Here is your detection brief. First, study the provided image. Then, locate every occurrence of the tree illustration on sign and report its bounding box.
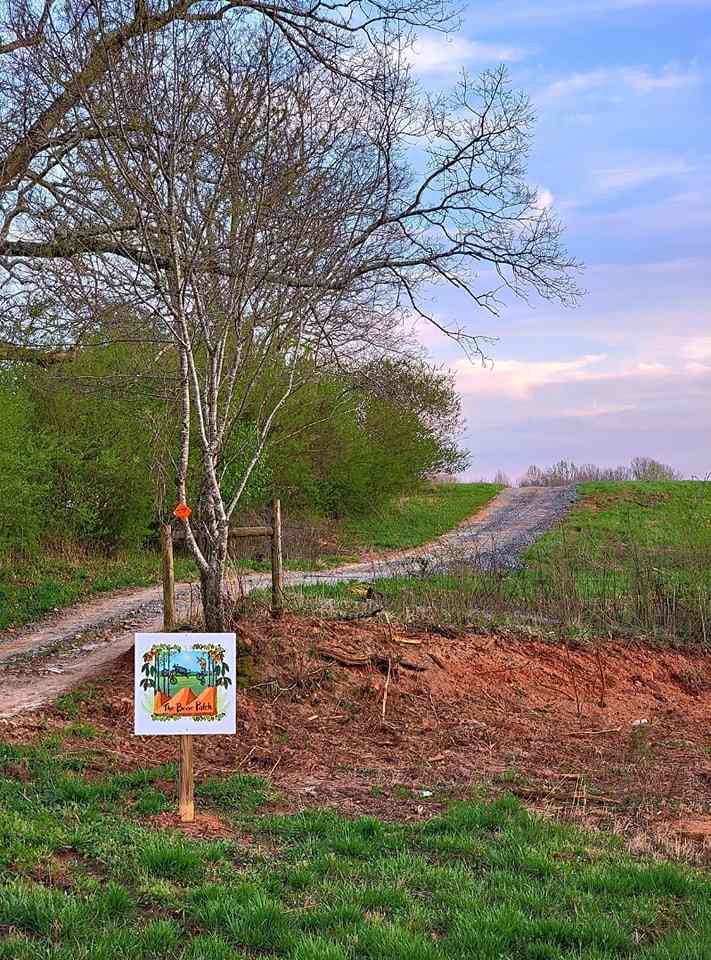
[139,641,230,720]
[192,642,232,691]
[139,642,182,700]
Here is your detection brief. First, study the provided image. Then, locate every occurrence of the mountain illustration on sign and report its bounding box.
[139,642,231,721]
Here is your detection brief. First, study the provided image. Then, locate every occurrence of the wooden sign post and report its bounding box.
[149,501,281,820]
[178,734,194,821]
[271,497,284,619]
[160,522,176,632]
[134,632,236,823]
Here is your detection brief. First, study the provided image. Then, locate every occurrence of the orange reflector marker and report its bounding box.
[174,502,192,521]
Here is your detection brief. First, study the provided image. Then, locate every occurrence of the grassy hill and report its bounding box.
[343,482,502,551]
[521,481,711,641]
[529,481,711,584]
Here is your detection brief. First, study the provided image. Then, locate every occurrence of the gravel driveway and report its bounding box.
[293,484,577,584]
[0,485,576,714]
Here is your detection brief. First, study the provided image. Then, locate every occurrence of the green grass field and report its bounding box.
[518,481,711,641]
[285,482,711,645]
[343,482,502,552]
[1,737,710,959]
[0,549,198,632]
[529,481,711,590]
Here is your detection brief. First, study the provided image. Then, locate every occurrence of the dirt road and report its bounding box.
[300,484,577,581]
[0,486,575,716]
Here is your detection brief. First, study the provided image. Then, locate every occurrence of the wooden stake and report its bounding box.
[271,497,283,619]
[160,522,176,632]
[381,656,392,723]
[178,735,194,822]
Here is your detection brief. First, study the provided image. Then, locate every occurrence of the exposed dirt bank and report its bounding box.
[2,612,709,862]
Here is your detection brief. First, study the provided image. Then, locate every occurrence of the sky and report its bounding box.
[408,0,711,482]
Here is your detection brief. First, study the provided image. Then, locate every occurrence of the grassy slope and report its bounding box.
[287,482,711,644]
[517,481,711,641]
[528,481,711,589]
[343,482,502,552]
[0,550,197,632]
[1,737,710,959]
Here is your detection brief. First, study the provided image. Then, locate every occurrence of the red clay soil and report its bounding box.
[3,613,711,860]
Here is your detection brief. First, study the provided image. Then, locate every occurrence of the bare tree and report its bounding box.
[630,457,681,482]
[0,0,453,365]
[519,458,682,486]
[17,18,580,628]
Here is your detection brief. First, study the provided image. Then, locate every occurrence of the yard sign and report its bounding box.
[134,632,236,736]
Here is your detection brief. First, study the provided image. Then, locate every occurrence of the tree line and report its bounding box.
[510,458,682,487]
[0,344,466,556]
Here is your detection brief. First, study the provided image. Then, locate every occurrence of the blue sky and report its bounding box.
[173,651,202,672]
[409,0,711,481]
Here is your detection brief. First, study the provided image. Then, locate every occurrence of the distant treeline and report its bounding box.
[493,457,683,488]
[0,345,467,556]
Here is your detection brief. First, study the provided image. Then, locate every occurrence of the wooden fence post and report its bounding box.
[178,734,194,822]
[271,497,283,619]
[160,522,176,632]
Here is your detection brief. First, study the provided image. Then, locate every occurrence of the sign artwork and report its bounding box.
[134,632,236,735]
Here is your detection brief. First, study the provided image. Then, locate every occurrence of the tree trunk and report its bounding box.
[200,563,227,632]
[160,522,176,631]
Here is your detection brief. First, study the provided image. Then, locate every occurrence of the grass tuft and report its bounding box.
[197,772,269,813]
[139,835,212,882]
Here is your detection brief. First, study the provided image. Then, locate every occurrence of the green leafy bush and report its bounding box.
[0,382,48,553]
